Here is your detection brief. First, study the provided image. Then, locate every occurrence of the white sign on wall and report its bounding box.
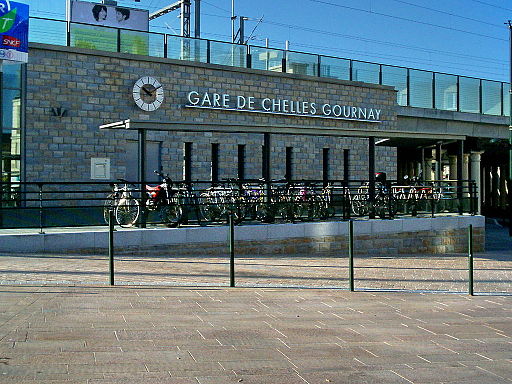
[91,157,110,180]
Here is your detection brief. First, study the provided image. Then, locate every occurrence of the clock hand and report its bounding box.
[141,86,152,96]
[150,85,163,96]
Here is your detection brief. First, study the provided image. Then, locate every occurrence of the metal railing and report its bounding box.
[0,179,477,231]
[28,16,510,117]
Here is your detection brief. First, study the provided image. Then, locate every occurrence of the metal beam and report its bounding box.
[149,1,182,20]
[181,0,191,37]
[194,0,201,38]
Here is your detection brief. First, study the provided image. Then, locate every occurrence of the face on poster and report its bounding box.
[70,1,149,31]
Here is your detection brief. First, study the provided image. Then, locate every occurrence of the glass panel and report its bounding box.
[481,80,501,115]
[167,35,207,63]
[409,69,433,108]
[2,129,20,158]
[435,73,457,111]
[2,89,21,129]
[352,61,379,84]
[29,18,67,46]
[504,84,510,117]
[120,30,164,57]
[381,65,407,106]
[250,46,284,72]
[70,23,117,52]
[319,56,349,80]
[210,41,246,68]
[2,64,21,88]
[459,77,480,113]
[287,51,318,76]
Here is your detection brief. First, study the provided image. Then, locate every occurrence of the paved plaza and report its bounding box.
[0,221,510,383]
[1,286,512,383]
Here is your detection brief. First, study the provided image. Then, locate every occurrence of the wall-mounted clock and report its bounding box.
[132,76,164,112]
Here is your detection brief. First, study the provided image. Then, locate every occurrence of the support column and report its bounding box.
[463,153,470,197]
[500,166,508,209]
[368,137,375,219]
[138,129,146,228]
[449,155,457,181]
[262,133,271,181]
[262,133,271,204]
[435,143,442,180]
[457,140,464,214]
[343,149,350,182]
[424,158,434,181]
[470,152,483,214]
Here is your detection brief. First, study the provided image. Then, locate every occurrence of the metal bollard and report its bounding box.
[38,183,45,234]
[348,219,354,292]
[229,213,235,287]
[109,209,115,286]
[468,224,474,296]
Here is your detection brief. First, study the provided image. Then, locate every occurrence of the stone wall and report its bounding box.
[25,44,398,183]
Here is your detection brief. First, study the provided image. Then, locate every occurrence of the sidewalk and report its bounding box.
[1,286,511,383]
[0,222,510,383]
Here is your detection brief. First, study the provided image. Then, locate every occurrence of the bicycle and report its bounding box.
[103,171,183,228]
[103,179,139,228]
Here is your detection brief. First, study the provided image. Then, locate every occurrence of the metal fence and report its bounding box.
[29,16,510,117]
[0,178,477,231]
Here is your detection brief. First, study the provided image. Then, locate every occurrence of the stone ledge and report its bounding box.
[0,216,484,254]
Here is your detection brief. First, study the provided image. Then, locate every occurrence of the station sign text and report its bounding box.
[185,91,382,123]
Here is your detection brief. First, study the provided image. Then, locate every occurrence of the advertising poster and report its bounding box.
[69,1,149,55]
[0,1,29,63]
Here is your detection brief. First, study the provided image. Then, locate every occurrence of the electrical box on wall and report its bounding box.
[91,158,110,180]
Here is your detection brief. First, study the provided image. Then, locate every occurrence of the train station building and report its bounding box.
[1,12,510,218]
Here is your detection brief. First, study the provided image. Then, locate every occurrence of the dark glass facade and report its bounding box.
[1,63,23,206]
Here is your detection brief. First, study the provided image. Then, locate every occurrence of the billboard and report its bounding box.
[70,1,149,32]
[0,1,29,63]
[69,1,149,55]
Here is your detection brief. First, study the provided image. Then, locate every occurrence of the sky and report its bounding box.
[22,0,511,82]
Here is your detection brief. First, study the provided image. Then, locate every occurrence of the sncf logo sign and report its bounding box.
[2,35,19,47]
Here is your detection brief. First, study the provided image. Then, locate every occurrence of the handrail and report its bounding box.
[27,16,509,118]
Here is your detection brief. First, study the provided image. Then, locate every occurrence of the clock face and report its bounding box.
[132,76,164,112]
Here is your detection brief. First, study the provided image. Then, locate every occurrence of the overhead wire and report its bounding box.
[387,0,502,28]
[306,0,507,42]
[463,0,512,12]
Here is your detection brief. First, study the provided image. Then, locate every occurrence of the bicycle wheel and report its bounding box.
[351,195,367,216]
[103,193,116,224]
[115,198,140,228]
[160,200,183,227]
[199,193,221,223]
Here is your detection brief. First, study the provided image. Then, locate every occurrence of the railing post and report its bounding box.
[388,181,394,219]
[164,34,168,58]
[468,224,474,296]
[66,20,71,47]
[342,182,347,220]
[38,183,44,234]
[348,219,354,292]
[229,212,235,287]
[109,209,115,286]
[469,181,475,215]
[431,183,435,218]
[117,28,121,53]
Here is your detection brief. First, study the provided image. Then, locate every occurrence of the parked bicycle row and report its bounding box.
[104,171,477,228]
[0,174,476,229]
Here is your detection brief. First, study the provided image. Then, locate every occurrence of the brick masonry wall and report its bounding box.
[25,44,398,183]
